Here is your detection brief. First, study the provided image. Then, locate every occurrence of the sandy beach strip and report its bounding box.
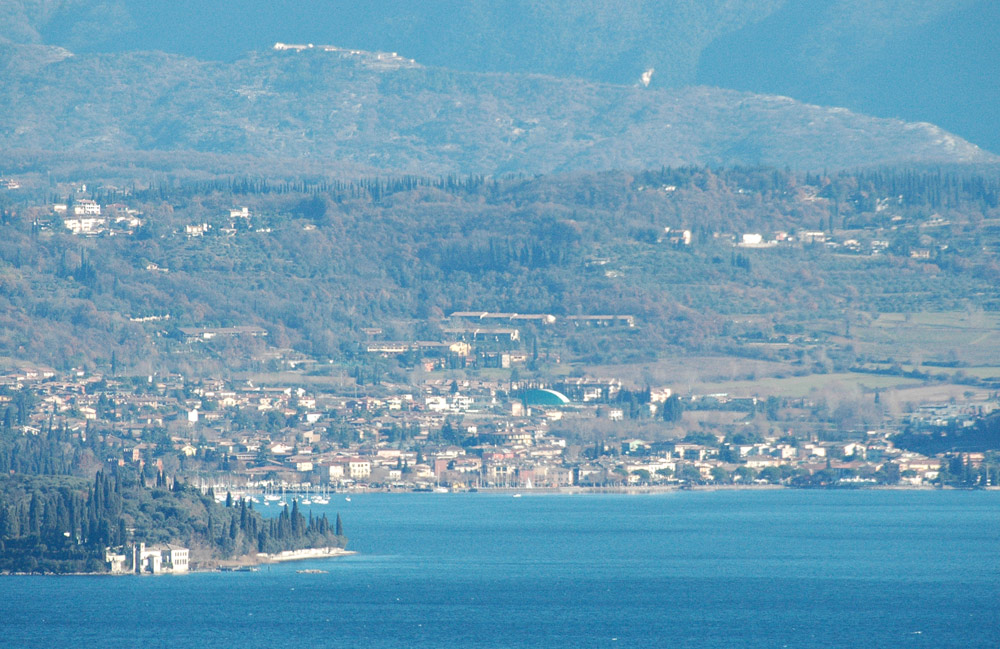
[258,547,356,563]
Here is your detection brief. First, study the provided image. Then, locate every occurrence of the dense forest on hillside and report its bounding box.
[893,413,1000,456]
[0,165,998,375]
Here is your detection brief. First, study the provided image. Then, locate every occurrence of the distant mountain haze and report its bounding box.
[0,43,992,178]
[0,0,996,172]
[696,0,1000,155]
[12,1,784,86]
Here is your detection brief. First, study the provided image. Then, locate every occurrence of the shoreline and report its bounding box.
[292,483,993,496]
[209,546,355,571]
[258,547,356,563]
[1,546,357,577]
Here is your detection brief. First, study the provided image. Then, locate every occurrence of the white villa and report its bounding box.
[106,542,189,574]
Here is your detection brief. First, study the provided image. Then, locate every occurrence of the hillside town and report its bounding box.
[2,178,998,494]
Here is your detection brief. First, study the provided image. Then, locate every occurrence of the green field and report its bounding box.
[852,312,1000,366]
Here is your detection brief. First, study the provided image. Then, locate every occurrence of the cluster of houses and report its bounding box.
[185,206,266,238]
[2,360,992,494]
[728,214,948,259]
[733,230,895,254]
[50,200,143,236]
[37,198,263,240]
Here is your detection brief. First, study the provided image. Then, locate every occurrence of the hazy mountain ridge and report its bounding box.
[0,44,993,178]
[0,0,784,85]
[0,0,133,47]
[697,0,999,154]
[1,0,995,154]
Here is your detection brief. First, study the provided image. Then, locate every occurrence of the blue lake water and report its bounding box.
[2,490,999,648]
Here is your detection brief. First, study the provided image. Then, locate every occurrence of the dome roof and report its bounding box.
[523,388,570,406]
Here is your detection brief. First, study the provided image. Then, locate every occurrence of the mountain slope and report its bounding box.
[0,45,993,178]
[2,0,995,154]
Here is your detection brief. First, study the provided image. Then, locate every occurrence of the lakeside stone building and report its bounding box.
[106,543,189,574]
